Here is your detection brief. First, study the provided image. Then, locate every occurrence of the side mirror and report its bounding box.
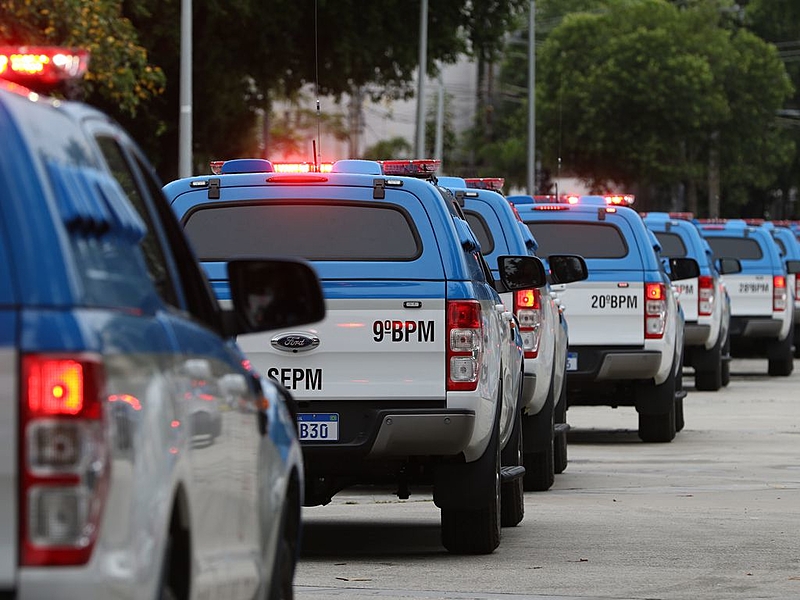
[716,257,742,275]
[668,257,700,281]
[497,255,547,290]
[786,259,800,275]
[226,258,325,336]
[548,254,588,284]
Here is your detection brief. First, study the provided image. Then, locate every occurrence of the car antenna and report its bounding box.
[313,0,322,172]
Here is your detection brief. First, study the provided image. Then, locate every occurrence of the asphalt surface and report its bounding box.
[295,358,800,600]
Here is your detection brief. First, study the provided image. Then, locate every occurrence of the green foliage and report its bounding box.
[0,0,165,116]
[362,136,413,160]
[481,0,794,209]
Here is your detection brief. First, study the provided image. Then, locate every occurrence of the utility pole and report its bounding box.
[434,73,444,167]
[179,0,192,177]
[415,0,428,158]
[527,0,536,195]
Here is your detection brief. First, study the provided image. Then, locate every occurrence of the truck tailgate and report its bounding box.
[558,280,644,345]
[725,274,773,316]
[674,277,699,322]
[237,281,447,400]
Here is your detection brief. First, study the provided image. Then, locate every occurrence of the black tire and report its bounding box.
[637,368,677,443]
[694,335,723,391]
[675,397,685,433]
[267,480,301,600]
[768,332,794,377]
[500,405,524,528]
[440,411,501,554]
[522,421,554,492]
[794,325,800,359]
[721,333,731,387]
[158,512,190,600]
[553,374,568,475]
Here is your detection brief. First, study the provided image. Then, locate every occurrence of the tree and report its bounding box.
[116,0,529,181]
[0,0,165,116]
[481,0,793,214]
[362,136,413,160]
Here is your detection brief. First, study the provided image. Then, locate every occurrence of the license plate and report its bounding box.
[566,352,578,372]
[297,413,339,441]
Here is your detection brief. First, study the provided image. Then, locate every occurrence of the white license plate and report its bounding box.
[566,352,578,372]
[297,413,339,441]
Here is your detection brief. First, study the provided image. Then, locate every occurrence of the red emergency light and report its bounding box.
[272,162,334,174]
[0,46,89,87]
[464,178,504,192]
[378,159,440,177]
[603,194,635,206]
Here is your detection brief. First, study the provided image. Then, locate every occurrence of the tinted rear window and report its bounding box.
[183,201,421,261]
[654,232,687,258]
[773,237,787,256]
[464,211,495,254]
[525,222,628,259]
[705,236,763,261]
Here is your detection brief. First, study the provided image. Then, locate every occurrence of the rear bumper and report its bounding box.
[566,346,663,382]
[729,316,783,338]
[299,401,477,474]
[683,323,711,346]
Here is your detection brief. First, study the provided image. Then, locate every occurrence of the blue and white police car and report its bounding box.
[642,212,739,391]
[1,47,323,600]
[696,219,797,376]
[440,177,587,490]
[512,196,698,442]
[164,158,548,553]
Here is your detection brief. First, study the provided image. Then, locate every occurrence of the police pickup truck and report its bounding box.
[164,158,548,554]
[1,48,323,600]
[440,178,587,491]
[697,219,799,375]
[513,197,698,442]
[643,213,739,391]
[767,222,800,358]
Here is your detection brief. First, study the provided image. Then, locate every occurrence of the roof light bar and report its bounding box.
[272,162,334,174]
[378,159,440,177]
[464,177,504,192]
[0,46,89,86]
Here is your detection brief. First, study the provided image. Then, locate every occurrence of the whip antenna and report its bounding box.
[314,0,322,171]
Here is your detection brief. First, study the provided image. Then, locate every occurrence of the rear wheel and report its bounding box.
[440,410,501,554]
[637,368,677,443]
[500,405,524,528]
[267,479,301,600]
[158,511,190,600]
[721,334,731,387]
[694,335,722,391]
[768,332,794,377]
[553,374,568,474]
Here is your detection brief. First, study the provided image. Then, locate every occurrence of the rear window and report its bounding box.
[525,221,628,259]
[705,236,763,261]
[464,211,495,254]
[653,232,687,258]
[773,236,787,256]
[182,201,421,261]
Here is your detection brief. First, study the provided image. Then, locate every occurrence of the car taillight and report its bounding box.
[645,283,667,339]
[514,289,542,359]
[447,300,483,391]
[698,276,714,316]
[773,275,787,312]
[795,276,800,305]
[20,354,109,566]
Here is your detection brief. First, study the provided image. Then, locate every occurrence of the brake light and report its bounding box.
[698,276,714,316]
[464,177,504,192]
[272,162,334,173]
[773,275,787,312]
[20,354,109,566]
[378,159,440,177]
[0,46,89,87]
[447,301,482,391]
[515,289,542,359]
[265,174,328,183]
[533,205,569,211]
[795,276,800,305]
[645,283,667,339]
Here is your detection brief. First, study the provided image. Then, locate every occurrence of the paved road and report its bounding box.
[295,359,800,600]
